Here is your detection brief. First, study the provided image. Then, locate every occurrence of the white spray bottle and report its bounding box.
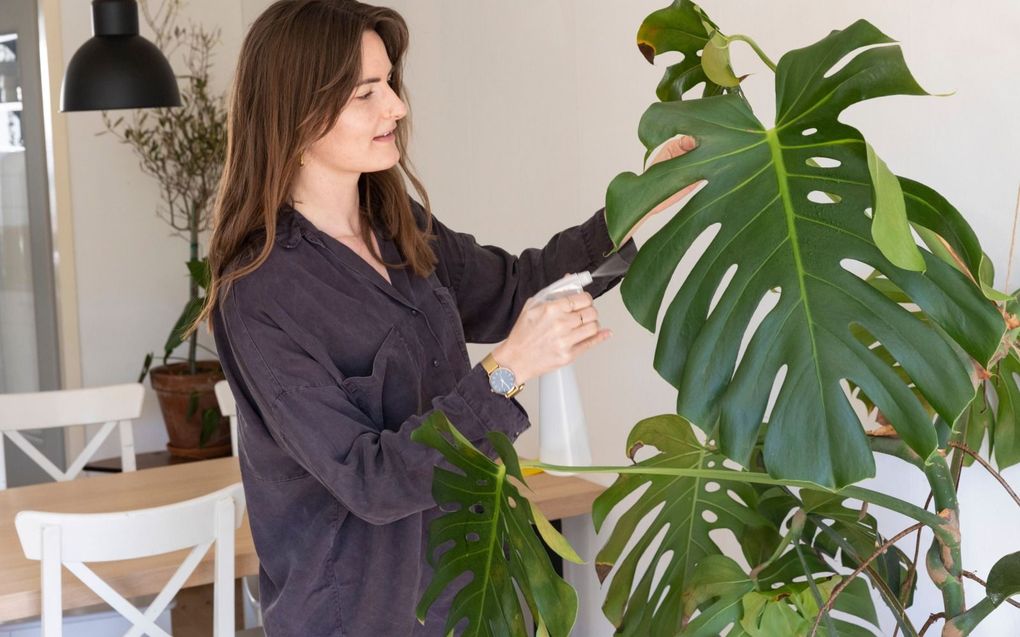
[532,271,595,476]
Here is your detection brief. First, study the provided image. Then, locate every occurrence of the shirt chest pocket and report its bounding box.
[339,321,424,430]
[432,285,470,366]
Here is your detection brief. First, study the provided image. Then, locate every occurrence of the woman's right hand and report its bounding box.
[491,283,612,386]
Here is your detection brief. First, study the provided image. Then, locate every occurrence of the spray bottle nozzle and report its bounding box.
[534,271,594,304]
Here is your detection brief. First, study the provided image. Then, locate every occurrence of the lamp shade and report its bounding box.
[60,0,181,112]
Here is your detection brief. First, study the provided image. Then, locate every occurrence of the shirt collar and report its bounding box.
[276,203,323,249]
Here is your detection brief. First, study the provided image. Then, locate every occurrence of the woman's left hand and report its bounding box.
[620,134,700,245]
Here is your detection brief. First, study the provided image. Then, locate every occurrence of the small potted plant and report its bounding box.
[102,0,229,458]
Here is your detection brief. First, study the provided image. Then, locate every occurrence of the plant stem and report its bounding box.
[869,435,924,469]
[807,517,919,637]
[796,544,838,637]
[1005,182,1020,294]
[961,571,1020,609]
[918,612,945,636]
[750,509,805,579]
[947,398,974,490]
[728,34,777,71]
[895,492,934,637]
[947,442,1020,507]
[807,523,924,637]
[944,598,997,635]
[923,452,965,618]
[188,202,199,375]
[525,461,952,538]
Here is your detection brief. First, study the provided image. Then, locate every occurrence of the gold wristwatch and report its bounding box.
[482,352,525,398]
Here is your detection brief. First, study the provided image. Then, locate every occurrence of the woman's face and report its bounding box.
[304,30,408,176]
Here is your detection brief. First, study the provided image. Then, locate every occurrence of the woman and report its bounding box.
[190,1,694,634]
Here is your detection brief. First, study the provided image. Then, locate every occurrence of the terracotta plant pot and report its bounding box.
[149,360,232,459]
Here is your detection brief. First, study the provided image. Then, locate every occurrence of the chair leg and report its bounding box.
[241,575,262,627]
[41,526,63,637]
[213,498,235,636]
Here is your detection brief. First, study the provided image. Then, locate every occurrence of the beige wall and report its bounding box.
[52,1,1019,634]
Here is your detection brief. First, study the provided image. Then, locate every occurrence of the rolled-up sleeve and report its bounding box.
[221,289,529,526]
[417,200,639,343]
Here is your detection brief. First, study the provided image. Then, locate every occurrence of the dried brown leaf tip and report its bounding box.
[596,562,613,584]
[627,441,645,462]
[637,41,656,64]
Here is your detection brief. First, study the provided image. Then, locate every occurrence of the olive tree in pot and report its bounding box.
[410,2,1020,636]
[102,0,229,458]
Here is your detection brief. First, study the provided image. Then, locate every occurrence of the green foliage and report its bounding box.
[590,416,899,635]
[200,406,222,447]
[680,555,880,637]
[420,4,1017,636]
[604,14,1004,489]
[636,0,729,101]
[986,551,1020,605]
[411,412,580,636]
[592,415,772,632]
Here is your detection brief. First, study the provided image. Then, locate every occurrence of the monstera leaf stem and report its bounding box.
[943,598,997,636]
[749,509,806,579]
[725,34,777,71]
[869,435,925,469]
[794,544,841,637]
[521,461,956,544]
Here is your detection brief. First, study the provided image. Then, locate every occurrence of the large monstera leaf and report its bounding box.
[591,415,899,635]
[411,412,581,637]
[605,18,1004,488]
[592,415,776,633]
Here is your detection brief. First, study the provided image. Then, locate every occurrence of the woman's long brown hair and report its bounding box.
[186,0,436,339]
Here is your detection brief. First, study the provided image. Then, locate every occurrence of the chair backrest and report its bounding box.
[0,384,144,489]
[15,482,246,637]
[213,380,238,458]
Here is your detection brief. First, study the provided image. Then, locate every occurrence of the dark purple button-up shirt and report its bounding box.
[211,197,636,636]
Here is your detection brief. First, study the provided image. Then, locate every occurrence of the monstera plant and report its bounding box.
[411,2,1020,635]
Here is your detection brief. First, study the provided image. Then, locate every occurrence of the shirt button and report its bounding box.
[410,309,419,316]
[432,359,440,368]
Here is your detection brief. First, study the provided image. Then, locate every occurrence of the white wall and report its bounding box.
[57,0,1018,635]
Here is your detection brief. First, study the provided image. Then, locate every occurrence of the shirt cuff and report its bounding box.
[579,207,639,298]
[583,206,638,263]
[448,363,530,444]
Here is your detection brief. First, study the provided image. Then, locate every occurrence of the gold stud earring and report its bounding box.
[299,153,305,167]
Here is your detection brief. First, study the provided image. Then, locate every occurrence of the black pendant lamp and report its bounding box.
[61,0,181,112]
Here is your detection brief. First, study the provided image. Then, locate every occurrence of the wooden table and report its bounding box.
[0,456,605,629]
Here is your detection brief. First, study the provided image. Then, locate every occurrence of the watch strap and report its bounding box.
[481,352,500,375]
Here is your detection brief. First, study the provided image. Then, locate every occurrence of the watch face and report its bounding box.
[489,368,516,395]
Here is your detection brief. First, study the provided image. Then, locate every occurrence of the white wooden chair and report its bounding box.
[15,482,246,637]
[0,383,144,489]
[213,380,264,632]
[213,381,238,459]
